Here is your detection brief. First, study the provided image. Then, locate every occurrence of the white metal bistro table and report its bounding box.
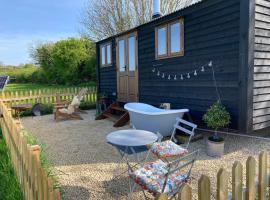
[107,129,158,198]
[107,129,158,148]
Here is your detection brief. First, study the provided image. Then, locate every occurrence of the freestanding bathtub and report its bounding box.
[124,102,189,137]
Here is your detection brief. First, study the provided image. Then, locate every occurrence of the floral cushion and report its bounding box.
[129,159,188,196]
[149,140,188,158]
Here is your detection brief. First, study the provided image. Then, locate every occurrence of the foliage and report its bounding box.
[81,0,193,40]
[31,38,96,85]
[0,130,23,199]
[203,101,231,139]
[0,64,39,83]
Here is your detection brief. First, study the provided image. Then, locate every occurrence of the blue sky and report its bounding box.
[0,0,87,65]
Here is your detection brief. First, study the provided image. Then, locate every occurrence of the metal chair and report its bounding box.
[128,150,199,199]
[148,117,197,160]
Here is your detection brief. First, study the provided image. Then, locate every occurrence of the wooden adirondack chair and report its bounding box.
[54,96,83,121]
[54,88,88,114]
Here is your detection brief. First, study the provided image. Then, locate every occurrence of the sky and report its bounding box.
[0,0,87,65]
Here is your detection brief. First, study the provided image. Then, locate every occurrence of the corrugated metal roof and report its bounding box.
[97,0,203,43]
[154,0,203,20]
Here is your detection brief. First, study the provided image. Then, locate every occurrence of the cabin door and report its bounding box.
[117,32,138,102]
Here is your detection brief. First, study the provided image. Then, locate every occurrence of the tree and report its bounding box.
[30,38,96,84]
[81,0,191,41]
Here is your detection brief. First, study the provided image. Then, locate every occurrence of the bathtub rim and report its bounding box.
[124,102,189,115]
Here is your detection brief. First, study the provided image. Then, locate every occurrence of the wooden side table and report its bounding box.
[11,104,33,118]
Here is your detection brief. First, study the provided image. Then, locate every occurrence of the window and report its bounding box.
[155,18,184,59]
[100,43,112,67]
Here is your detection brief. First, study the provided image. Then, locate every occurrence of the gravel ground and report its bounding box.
[22,110,270,200]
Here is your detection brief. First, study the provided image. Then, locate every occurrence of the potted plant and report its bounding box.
[203,101,231,157]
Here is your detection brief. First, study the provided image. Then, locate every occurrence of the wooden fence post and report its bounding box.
[259,152,268,200]
[178,184,192,200]
[217,168,228,200]
[246,156,256,200]
[232,161,243,200]
[199,175,211,200]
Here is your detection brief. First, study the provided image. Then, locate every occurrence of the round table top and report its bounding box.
[107,129,158,147]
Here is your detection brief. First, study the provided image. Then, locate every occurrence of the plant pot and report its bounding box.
[206,136,224,157]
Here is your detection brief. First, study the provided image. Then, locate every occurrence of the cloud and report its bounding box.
[0,32,79,65]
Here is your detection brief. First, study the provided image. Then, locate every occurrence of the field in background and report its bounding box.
[4,83,96,92]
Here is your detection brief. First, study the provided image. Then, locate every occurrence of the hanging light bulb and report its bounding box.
[180,74,184,80]
[162,73,165,78]
[201,66,205,72]
[208,61,213,67]
[194,70,197,76]
[157,71,160,76]
[174,75,177,80]
[187,73,190,79]
[168,75,171,80]
[152,68,156,73]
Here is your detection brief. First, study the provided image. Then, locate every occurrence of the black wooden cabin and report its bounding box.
[96,0,270,133]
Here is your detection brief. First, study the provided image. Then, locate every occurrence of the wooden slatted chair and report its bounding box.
[54,96,83,121]
[148,117,197,161]
[54,88,88,114]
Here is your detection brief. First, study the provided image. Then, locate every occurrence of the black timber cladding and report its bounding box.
[137,0,241,128]
[96,39,117,100]
[253,0,270,130]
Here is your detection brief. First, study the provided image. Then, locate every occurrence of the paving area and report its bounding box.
[22,110,270,200]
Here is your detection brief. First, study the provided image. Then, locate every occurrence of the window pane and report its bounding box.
[170,22,181,53]
[128,36,136,71]
[106,45,111,64]
[158,27,167,56]
[118,40,125,72]
[101,46,106,65]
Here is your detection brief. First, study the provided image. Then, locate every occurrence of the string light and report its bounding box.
[152,61,213,81]
[201,66,205,72]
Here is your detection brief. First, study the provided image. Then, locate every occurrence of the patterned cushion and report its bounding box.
[149,140,188,158]
[129,159,188,196]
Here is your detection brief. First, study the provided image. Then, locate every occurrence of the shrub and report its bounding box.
[203,101,231,140]
[31,38,96,85]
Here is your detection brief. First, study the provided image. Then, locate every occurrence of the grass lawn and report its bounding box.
[4,82,96,92]
[0,130,23,199]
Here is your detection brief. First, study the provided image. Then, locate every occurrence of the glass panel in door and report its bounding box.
[128,36,136,72]
[118,39,126,72]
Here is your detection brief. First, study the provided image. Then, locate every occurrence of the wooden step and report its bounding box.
[110,105,126,112]
[95,102,130,127]
[114,112,130,127]
[103,113,120,121]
